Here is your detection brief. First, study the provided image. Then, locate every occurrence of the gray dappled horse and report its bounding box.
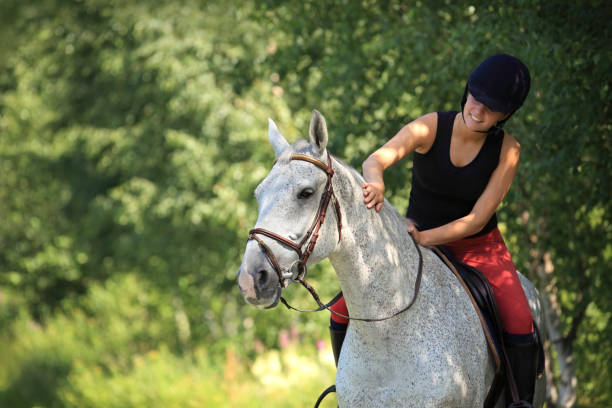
[237,110,545,407]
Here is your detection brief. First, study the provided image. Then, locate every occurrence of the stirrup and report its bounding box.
[314,384,336,408]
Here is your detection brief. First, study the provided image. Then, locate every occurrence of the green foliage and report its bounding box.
[0,273,174,406]
[0,0,279,343]
[0,0,609,406]
[0,274,337,408]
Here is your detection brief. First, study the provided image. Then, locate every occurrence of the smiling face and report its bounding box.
[463,92,509,132]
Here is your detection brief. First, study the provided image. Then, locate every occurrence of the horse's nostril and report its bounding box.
[256,269,268,288]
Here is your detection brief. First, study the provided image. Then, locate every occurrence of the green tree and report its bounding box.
[0,0,320,356]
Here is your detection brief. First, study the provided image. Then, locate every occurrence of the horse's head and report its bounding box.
[237,110,342,308]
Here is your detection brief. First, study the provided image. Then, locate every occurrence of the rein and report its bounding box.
[283,231,423,322]
[248,152,424,322]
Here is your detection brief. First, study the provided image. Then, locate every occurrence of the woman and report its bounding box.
[329,53,538,406]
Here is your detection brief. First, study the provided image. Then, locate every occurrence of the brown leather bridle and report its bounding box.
[248,152,342,289]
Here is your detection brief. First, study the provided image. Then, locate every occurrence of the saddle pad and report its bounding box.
[433,245,504,371]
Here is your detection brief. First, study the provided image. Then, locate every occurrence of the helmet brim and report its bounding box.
[468,84,512,114]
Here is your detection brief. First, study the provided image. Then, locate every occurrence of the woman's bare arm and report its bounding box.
[362,112,438,211]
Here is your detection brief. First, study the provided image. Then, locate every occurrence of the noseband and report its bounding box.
[248,152,342,289]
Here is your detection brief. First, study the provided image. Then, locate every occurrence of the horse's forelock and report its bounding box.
[277,148,292,164]
[277,139,311,164]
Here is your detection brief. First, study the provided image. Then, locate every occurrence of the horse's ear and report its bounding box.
[309,109,328,156]
[268,118,289,158]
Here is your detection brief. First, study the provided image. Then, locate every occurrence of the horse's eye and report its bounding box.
[298,188,314,199]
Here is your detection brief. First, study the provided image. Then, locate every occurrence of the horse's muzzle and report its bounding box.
[237,244,282,308]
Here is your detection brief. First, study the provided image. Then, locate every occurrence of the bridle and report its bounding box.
[248,151,423,322]
[248,152,342,289]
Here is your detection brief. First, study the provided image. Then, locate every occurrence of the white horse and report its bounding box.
[237,110,545,407]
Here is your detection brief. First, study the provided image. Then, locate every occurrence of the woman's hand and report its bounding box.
[405,218,425,245]
[362,181,385,212]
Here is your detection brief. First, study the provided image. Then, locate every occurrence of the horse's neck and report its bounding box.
[329,159,421,320]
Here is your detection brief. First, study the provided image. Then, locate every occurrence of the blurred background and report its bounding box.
[0,0,609,407]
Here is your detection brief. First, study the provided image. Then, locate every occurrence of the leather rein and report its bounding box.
[248,152,423,322]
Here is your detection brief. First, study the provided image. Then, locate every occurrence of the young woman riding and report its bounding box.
[329,53,539,406]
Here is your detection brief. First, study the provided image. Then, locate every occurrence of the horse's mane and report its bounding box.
[333,152,408,232]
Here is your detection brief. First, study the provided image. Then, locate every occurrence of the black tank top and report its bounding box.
[406,111,504,237]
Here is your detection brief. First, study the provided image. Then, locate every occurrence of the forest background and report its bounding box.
[0,0,610,407]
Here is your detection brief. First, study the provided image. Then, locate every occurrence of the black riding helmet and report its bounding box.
[461,53,531,132]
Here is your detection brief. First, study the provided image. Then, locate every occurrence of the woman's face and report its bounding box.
[463,93,508,131]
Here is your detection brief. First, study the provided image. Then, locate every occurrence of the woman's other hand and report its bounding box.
[405,218,424,245]
[362,181,385,212]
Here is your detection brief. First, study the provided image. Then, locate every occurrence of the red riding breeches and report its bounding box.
[441,227,533,334]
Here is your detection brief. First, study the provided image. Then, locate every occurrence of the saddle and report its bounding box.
[432,245,544,408]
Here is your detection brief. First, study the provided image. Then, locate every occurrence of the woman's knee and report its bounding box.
[330,295,349,325]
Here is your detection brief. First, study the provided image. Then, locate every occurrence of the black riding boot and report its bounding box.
[329,323,347,367]
[314,325,346,408]
[505,333,539,407]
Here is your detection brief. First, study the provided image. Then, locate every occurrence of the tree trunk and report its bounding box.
[532,250,577,407]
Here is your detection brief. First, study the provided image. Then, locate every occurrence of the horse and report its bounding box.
[237,110,545,407]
